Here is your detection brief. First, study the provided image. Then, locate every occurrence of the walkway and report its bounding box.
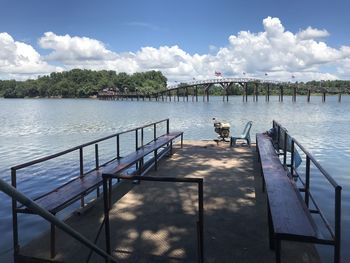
[19,141,319,263]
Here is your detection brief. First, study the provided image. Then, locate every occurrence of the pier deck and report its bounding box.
[19,140,319,263]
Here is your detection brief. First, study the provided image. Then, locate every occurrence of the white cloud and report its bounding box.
[2,17,350,82]
[0,32,61,79]
[39,32,116,63]
[297,26,330,40]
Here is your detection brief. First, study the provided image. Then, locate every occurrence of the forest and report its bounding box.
[0,69,167,98]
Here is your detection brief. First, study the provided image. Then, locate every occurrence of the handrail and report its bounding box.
[272,120,342,262]
[273,120,340,188]
[10,118,171,261]
[0,178,117,262]
[11,118,169,170]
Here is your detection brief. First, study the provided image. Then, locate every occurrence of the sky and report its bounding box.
[1,0,350,83]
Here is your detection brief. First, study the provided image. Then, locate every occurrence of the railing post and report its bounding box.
[334,186,342,263]
[154,123,157,140]
[166,119,170,134]
[290,139,295,176]
[305,156,310,207]
[117,134,120,159]
[79,147,84,207]
[141,128,144,147]
[277,125,281,150]
[283,131,287,166]
[11,168,19,256]
[135,129,139,151]
[79,147,84,176]
[95,144,99,169]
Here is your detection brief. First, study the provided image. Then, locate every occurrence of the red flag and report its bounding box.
[215,71,222,77]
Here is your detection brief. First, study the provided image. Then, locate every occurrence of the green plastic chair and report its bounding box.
[230,121,253,147]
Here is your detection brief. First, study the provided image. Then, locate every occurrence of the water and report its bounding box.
[0,96,349,262]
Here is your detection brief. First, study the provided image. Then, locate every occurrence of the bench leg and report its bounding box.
[268,203,274,250]
[50,216,56,258]
[154,149,158,171]
[275,238,281,263]
[103,178,111,256]
[108,178,112,209]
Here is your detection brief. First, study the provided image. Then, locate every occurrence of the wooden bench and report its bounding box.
[256,133,338,263]
[17,131,183,257]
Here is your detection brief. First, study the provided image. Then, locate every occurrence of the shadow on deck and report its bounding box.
[19,140,320,263]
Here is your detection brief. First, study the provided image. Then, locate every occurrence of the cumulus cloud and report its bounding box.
[0,32,61,79]
[39,32,116,63]
[2,16,350,82]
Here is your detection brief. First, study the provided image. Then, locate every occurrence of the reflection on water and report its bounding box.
[0,96,350,262]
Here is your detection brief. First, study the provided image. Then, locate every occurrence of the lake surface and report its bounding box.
[0,96,349,262]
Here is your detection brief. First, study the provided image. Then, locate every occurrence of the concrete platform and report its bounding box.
[19,140,320,263]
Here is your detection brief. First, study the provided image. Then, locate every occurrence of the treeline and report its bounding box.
[0,69,167,98]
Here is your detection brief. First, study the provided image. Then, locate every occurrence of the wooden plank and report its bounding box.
[256,133,318,239]
[20,131,183,214]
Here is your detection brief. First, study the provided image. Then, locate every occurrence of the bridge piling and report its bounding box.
[293,86,297,102]
[279,86,284,102]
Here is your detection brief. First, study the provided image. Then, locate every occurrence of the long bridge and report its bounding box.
[98,78,348,102]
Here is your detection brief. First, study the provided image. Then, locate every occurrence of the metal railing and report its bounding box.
[101,174,204,263]
[0,178,118,262]
[273,120,342,262]
[10,119,170,260]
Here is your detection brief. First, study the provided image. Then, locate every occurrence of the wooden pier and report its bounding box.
[98,78,349,103]
[17,141,320,263]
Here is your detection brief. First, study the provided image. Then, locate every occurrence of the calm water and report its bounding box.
[0,96,349,262]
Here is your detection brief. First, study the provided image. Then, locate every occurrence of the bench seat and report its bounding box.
[18,131,183,215]
[256,133,321,262]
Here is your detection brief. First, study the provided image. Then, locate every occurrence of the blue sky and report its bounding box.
[1,0,350,81]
